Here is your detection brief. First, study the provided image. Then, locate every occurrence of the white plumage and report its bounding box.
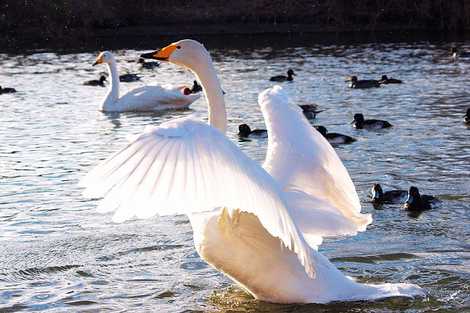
[93,51,200,112]
[81,39,424,303]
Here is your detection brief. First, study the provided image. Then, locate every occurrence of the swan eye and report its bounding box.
[176,46,181,49]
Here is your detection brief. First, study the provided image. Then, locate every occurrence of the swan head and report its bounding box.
[93,51,115,66]
[140,39,210,71]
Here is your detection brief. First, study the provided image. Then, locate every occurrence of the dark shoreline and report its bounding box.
[3,0,470,52]
[2,24,470,53]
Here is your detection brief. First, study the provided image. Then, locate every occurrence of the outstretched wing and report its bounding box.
[259,86,372,238]
[80,117,315,277]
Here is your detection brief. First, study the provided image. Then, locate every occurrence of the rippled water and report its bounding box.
[0,37,469,312]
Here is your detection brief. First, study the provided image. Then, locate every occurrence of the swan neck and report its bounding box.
[193,60,227,134]
[103,60,120,110]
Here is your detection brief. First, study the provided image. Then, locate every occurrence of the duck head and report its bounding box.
[315,125,328,137]
[465,108,470,117]
[191,80,202,92]
[183,87,192,95]
[238,124,252,137]
[371,184,384,201]
[287,69,295,77]
[350,76,358,83]
[141,39,210,72]
[381,75,388,81]
[352,113,364,128]
[99,75,107,83]
[93,51,115,66]
[404,186,421,210]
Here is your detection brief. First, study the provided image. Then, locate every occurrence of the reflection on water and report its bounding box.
[0,37,469,312]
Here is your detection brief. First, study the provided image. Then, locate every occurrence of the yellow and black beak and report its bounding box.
[141,44,177,61]
[93,54,104,66]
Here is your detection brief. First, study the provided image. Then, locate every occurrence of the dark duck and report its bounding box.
[138,57,160,69]
[379,75,402,84]
[191,80,203,93]
[183,81,204,95]
[451,47,470,60]
[464,108,470,125]
[270,69,295,82]
[404,186,438,211]
[119,73,141,82]
[83,75,107,87]
[0,85,17,94]
[315,126,356,144]
[238,124,267,138]
[348,76,380,89]
[352,113,392,130]
[299,104,323,119]
[370,184,407,204]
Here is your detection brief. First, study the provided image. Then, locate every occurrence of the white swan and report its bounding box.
[92,51,200,112]
[81,40,424,304]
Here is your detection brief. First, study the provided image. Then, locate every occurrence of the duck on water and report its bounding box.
[270,69,296,82]
[351,113,392,130]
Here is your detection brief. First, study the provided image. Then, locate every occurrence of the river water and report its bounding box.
[0,36,469,312]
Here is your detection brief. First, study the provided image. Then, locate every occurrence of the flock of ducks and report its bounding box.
[346,74,402,88]
[3,40,468,305]
[241,53,470,213]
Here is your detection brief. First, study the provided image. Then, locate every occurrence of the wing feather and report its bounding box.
[81,117,315,277]
[259,86,372,239]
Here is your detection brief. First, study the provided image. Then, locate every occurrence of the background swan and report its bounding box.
[93,51,200,112]
[81,40,424,304]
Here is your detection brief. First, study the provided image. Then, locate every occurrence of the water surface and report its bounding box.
[0,38,469,312]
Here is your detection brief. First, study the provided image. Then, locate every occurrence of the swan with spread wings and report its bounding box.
[81,39,423,304]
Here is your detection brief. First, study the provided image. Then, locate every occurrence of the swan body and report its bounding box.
[82,40,424,304]
[93,51,200,112]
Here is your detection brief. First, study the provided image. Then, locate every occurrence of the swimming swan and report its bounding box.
[81,40,424,304]
[92,51,200,112]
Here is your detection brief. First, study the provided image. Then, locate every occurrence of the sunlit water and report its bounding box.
[0,38,469,312]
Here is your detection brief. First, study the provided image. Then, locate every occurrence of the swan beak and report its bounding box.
[93,56,103,66]
[141,44,177,61]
